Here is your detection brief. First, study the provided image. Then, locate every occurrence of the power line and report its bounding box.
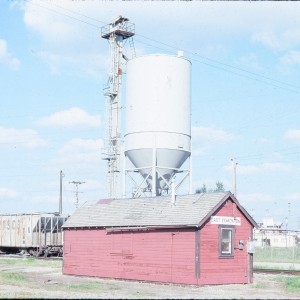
[235,144,300,162]
[135,33,300,92]
[136,37,300,94]
[28,1,102,29]
[29,1,300,94]
[36,1,107,25]
[15,2,300,189]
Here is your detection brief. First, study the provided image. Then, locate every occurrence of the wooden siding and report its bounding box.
[198,199,253,285]
[63,198,254,285]
[63,228,198,285]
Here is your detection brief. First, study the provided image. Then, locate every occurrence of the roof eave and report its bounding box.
[63,224,199,231]
[197,192,258,228]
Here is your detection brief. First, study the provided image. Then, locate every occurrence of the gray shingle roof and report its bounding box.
[63,192,250,229]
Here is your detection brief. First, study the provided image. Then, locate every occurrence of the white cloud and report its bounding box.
[252,26,300,52]
[224,162,294,175]
[21,1,300,77]
[252,31,282,52]
[192,126,235,143]
[284,192,300,202]
[251,27,300,73]
[0,188,19,198]
[47,138,104,174]
[262,162,294,172]
[191,126,235,157]
[235,53,263,71]
[22,1,300,49]
[0,39,20,70]
[0,127,47,149]
[30,194,58,204]
[37,107,101,128]
[281,51,300,68]
[233,164,260,175]
[35,50,106,77]
[23,1,108,77]
[58,138,103,169]
[59,138,103,154]
[284,129,300,141]
[239,192,275,204]
[266,162,291,172]
[24,1,82,46]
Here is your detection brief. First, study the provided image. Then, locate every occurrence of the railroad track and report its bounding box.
[254,268,300,276]
[0,253,62,260]
[1,254,299,274]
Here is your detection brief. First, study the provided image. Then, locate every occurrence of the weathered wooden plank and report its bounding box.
[63,197,253,286]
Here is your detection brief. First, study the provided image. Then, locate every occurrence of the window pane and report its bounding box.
[221,228,232,254]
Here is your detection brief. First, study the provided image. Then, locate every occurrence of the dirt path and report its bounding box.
[0,257,299,299]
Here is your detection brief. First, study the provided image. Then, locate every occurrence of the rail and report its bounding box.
[254,268,300,276]
[0,253,62,260]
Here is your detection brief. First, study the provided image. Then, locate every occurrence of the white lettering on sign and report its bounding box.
[210,216,241,226]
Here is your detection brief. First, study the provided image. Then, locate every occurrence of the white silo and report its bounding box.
[123,52,192,197]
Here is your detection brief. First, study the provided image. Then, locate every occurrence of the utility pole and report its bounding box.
[59,170,64,214]
[69,181,85,209]
[286,202,291,231]
[285,216,288,247]
[231,158,238,197]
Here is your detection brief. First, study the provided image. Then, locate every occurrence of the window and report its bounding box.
[219,226,234,257]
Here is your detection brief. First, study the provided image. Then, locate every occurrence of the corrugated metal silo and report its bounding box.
[124,53,191,196]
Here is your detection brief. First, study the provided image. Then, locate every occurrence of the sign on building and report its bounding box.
[210,216,241,226]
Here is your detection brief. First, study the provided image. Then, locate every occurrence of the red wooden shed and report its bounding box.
[62,192,257,285]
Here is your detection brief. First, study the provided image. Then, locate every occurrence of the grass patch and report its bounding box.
[275,275,300,293]
[0,257,61,268]
[254,264,300,271]
[254,264,274,270]
[67,283,103,290]
[0,271,29,283]
[66,283,120,292]
[1,257,39,266]
[252,282,267,289]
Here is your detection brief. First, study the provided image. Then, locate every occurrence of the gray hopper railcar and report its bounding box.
[0,213,68,257]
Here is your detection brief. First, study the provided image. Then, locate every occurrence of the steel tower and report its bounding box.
[101,16,135,198]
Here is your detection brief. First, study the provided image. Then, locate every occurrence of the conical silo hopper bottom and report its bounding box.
[125,148,190,196]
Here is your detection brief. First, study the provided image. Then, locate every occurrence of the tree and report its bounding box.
[195,181,225,194]
[195,184,207,194]
[214,181,225,192]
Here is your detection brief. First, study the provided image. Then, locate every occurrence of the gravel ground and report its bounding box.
[0,257,299,299]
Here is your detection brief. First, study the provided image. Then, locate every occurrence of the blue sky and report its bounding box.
[1,0,300,230]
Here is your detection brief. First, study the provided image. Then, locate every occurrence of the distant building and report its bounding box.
[254,218,297,247]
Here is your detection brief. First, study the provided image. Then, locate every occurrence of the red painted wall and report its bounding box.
[199,200,253,285]
[63,199,253,285]
[63,228,197,285]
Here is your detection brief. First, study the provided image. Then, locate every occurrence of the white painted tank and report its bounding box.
[124,53,191,194]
